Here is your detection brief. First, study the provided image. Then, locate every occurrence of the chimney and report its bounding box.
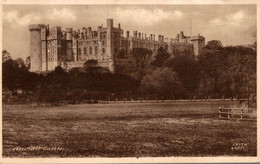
[126,31,129,38]
[133,31,137,38]
[82,27,86,38]
[150,34,153,41]
[138,32,141,39]
[118,23,121,29]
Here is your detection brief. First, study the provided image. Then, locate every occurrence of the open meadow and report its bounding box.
[2,101,257,157]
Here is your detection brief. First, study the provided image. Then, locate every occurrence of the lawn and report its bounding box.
[2,101,257,157]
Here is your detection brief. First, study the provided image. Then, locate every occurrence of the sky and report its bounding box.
[3,4,256,60]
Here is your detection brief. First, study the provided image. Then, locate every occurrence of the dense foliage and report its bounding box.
[2,41,256,106]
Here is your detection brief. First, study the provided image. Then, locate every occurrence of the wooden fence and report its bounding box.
[218,107,244,119]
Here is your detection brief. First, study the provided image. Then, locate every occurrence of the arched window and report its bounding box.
[102,48,105,53]
[89,47,92,54]
[84,47,87,55]
[95,47,98,54]
[78,48,81,56]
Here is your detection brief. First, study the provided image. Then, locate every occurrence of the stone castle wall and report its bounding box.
[29,19,205,72]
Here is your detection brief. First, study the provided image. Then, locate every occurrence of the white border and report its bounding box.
[1,0,259,163]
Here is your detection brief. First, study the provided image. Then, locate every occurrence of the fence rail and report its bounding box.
[218,107,245,119]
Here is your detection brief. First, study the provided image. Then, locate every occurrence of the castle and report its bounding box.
[29,18,205,72]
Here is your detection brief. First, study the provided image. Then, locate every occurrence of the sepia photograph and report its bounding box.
[1,1,258,161]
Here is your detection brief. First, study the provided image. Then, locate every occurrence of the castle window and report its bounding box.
[84,48,87,55]
[95,47,98,54]
[78,48,81,56]
[102,41,105,45]
[102,48,105,53]
[103,35,106,39]
[89,47,92,54]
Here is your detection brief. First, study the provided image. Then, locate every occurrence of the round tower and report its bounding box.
[29,24,45,72]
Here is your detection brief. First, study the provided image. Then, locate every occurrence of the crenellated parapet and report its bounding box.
[29,24,46,31]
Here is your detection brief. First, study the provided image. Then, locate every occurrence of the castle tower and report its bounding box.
[41,26,48,71]
[48,26,62,70]
[106,19,113,60]
[106,19,115,72]
[66,28,73,62]
[72,31,78,62]
[191,34,205,56]
[29,24,46,72]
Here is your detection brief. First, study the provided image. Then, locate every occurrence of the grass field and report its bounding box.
[2,101,257,157]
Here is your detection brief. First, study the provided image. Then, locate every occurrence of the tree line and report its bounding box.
[2,40,256,106]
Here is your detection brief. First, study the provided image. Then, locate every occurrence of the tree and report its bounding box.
[226,46,256,99]
[83,59,98,68]
[165,55,201,97]
[131,48,153,82]
[204,40,223,50]
[2,50,11,62]
[197,51,221,97]
[37,66,70,105]
[151,47,171,67]
[15,58,25,68]
[142,67,184,98]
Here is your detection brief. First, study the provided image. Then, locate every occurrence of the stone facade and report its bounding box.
[29,19,205,72]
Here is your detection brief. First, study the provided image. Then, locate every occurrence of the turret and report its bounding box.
[106,18,114,71]
[133,31,138,38]
[191,34,205,56]
[29,24,46,72]
[66,28,73,40]
[82,27,87,39]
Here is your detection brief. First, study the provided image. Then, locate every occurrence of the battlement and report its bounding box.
[170,42,193,46]
[29,24,46,31]
[191,35,205,41]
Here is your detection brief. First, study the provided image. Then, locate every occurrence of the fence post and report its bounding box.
[240,109,243,119]
[219,107,221,118]
[194,95,196,101]
[228,109,230,119]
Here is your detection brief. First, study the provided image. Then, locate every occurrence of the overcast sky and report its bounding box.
[3,4,256,60]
